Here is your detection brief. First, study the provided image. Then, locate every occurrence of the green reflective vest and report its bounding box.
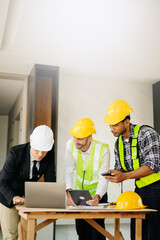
[118,125,160,188]
[70,140,109,196]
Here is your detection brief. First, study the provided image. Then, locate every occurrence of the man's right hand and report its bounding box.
[13,196,25,205]
[66,191,76,206]
[104,169,127,183]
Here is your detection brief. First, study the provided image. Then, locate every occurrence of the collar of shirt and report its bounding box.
[121,123,135,142]
[30,153,40,164]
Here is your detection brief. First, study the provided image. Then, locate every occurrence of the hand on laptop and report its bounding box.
[13,196,25,205]
[86,194,100,206]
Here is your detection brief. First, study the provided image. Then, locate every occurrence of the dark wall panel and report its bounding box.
[153,81,160,134]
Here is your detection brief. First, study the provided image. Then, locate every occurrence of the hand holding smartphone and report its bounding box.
[101,171,112,176]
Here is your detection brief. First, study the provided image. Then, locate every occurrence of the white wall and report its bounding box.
[57,76,153,202]
[8,77,28,149]
[0,115,8,169]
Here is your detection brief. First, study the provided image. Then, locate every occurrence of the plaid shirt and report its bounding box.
[114,123,160,172]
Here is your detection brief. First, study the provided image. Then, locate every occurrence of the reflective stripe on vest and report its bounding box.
[71,140,109,196]
[118,125,160,188]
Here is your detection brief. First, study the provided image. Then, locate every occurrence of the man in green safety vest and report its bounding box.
[65,118,110,240]
[104,99,160,240]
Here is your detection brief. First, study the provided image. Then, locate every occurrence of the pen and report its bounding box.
[104,202,116,208]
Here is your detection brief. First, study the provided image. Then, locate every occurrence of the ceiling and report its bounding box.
[0,0,160,114]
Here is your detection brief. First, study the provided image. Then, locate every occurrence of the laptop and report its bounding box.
[69,190,92,205]
[25,182,66,208]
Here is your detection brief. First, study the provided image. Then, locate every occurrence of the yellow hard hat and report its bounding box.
[104,99,133,125]
[69,118,96,138]
[115,191,146,210]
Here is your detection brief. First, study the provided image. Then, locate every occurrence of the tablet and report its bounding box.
[69,190,92,205]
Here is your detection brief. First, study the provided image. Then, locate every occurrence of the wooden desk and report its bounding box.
[16,205,155,240]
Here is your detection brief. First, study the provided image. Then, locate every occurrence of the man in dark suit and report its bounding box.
[0,125,56,240]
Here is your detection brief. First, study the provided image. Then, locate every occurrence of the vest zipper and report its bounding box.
[82,170,85,189]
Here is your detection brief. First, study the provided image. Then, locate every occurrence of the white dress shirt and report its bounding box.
[64,139,110,198]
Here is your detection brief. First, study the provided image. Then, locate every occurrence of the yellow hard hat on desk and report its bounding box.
[115,191,146,210]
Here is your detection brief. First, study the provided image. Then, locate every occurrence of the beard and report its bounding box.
[111,125,127,137]
[75,138,90,152]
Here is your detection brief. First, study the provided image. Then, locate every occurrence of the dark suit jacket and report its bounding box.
[0,142,56,208]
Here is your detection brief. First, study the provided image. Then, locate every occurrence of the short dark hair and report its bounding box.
[121,114,131,122]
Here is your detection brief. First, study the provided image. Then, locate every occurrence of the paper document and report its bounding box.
[67,202,116,210]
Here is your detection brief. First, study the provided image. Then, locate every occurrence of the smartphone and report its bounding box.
[101,171,112,176]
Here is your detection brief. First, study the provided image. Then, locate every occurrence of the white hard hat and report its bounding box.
[30,125,54,151]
